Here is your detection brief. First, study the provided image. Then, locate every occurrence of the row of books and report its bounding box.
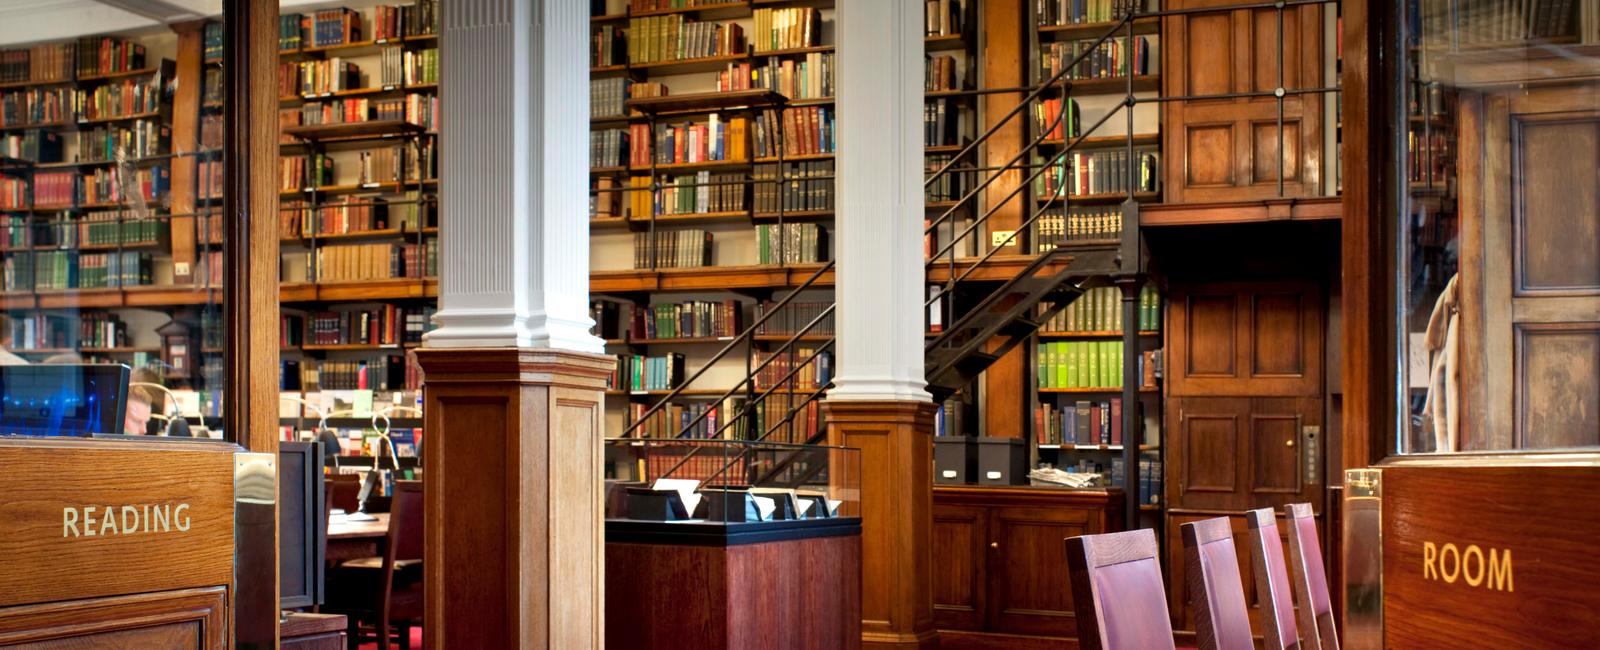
[1030,205,1123,251]
[1033,97,1080,141]
[0,312,73,350]
[0,130,62,162]
[74,251,155,289]
[925,0,967,37]
[0,43,76,85]
[591,78,629,118]
[57,212,168,249]
[751,348,833,390]
[655,171,747,215]
[377,47,439,87]
[1034,397,1125,446]
[1040,36,1154,81]
[2,249,152,290]
[726,52,834,100]
[357,144,427,184]
[0,178,25,210]
[632,115,749,166]
[627,400,725,439]
[593,24,626,68]
[625,396,828,443]
[1037,341,1161,390]
[297,305,412,347]
[754,300,834,336]
[627,16,745,65]
[926,55,961,92]
[924,154,967,203]
[371,1,441,41]
[286,92,439,129]
[750,7,824,52]
[1416,0,1582,46]
[612,352,686,391]
[628,299,744,340]
[751,161,833,213]
[924,98,962,148]
[286,355,410,391]
[72,119,169,163]
[75,36,147,78]
[0,75,166,128]
[1110,456,1161,506]
[755,223,828,265]
[288,59,361,97]
[632,229,712,269]
[1036,0,1141,27]
[313,240,435,282]
[303,9,363,49]
[753,106,834,158]
[281,153,335,191]
[1040,284,1160,333]
[295,197,397,236]
[1407,130,1453,186]
[591,128,627,168]
[1035,148,1159,198]
[31,166,170,207]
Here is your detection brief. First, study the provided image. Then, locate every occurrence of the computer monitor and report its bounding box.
[279,441,327,610]
[0,364,128,437]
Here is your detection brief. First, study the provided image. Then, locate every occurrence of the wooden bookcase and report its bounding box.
[587,0,841,441]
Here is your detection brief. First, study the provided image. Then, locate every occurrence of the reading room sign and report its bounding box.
[1381,464,1600,647]
[0,443,237,608]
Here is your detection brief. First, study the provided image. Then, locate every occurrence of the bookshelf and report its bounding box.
[588,0,841,443]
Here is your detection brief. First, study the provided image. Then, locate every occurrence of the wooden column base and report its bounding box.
[825,400,939,650]
[416,348,613,649]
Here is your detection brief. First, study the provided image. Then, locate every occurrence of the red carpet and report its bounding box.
[356,627,422,649]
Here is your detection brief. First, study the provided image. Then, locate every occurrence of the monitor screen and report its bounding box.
[279,441,326,610]
[0,364,128,438]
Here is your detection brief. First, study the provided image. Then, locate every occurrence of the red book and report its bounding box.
[1110,398,1123,446]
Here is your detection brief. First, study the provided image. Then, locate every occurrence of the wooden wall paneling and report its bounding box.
[417,349,613,649]
[168,20,204,283]
[981,0,1031,440]
[1162,0,1325,204]
[0,587,228,648]
[932,505,989,631]
[1338,0,1387,472]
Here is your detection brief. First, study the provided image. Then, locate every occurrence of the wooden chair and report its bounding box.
[1245,508,1301,650]
[1284,503,1338,650]
[1065,528,1176,650]
[327,480,423,650]
[1181,517,1253,650]
[327,474,362,514]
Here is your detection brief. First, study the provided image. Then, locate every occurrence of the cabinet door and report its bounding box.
[932,504,988,631]
[986,506,1093,636]
[1162,0,1325,203]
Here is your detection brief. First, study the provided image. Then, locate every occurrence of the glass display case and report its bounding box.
[604,437,860,529]
[1394,0,1600,454]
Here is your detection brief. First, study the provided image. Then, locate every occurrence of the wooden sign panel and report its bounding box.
[1382,463,1600,648]
[0,441,238,608]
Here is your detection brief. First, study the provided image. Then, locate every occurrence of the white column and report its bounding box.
[830,0,931,403]
[425,0,603,353]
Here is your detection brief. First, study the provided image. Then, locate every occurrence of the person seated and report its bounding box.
[124,384,156,435]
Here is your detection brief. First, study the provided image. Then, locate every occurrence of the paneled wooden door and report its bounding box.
[1163,281,1326,631]
[1457,83,1600,450]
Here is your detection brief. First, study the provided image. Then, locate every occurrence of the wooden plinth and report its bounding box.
[825,400,939,649]
[416,347,613,649]
[606,520,862,649]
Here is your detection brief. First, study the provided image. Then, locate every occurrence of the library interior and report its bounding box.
[0,0,1596,648]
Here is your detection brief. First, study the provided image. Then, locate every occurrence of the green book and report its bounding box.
[1086,340,1099,388]
[1054,342,1066,389]
[1063,341,1077,389]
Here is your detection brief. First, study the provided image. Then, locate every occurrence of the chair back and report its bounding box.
[1065,528,1176,650]
[328,474,362,513]
[1181,517,1253,650]
[387,480,425,564]
[1245,508,1300,650]
[1284,503,1337,650]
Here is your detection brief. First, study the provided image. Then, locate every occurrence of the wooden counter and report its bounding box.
[932,485,1124,649]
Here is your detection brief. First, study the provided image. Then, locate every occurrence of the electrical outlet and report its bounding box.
[175,262,190,277]
[991,230,1017,247]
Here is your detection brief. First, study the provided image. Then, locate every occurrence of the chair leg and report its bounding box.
[346,614,362,650]
[399,623,412,650]
[378,612,392,650]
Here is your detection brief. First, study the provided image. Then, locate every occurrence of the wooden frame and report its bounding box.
[1064,528,1176,650]
[1181,517,1253,650]
[1244,508,1300,650]
[1284,503,1338,650]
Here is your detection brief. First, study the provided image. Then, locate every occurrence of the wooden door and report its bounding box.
[985,505,1092,636]
[1162,0,1326,203]
[931,504,988,631]
[1457,83,1600,450]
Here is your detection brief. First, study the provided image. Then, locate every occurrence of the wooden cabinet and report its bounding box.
[931,486,1123,647]
[1162,0,1327,203]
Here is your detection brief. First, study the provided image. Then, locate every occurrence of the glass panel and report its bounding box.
[1398,1,1600,453]
[0,21,228,439]
[603,438,861,525]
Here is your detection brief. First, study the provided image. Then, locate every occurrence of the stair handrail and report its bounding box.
[619,260,833,438]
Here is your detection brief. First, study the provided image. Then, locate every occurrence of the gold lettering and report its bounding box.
[1489,548,1514,593]
[1462,545,1485,587]
[83,506,97,537]
[1423,541,1437,580]
[63,508,79,538]
[152,504,169,532]
[174,504,190,532]
[121,505,139,533]
[1439,543,1460,583]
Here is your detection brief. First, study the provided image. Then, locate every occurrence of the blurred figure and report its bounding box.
[125,383,156,435]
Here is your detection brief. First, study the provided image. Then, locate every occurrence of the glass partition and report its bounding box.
[0,22,229,440]
[604,438,861,525]
[1395,1,1600,453]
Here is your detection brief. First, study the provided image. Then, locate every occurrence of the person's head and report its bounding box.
[125,385,154,434]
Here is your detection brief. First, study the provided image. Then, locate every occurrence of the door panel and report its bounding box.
[1169,282,1323,397]
[987,506,1090,636]
[0,587,227,649]
[931,504,987,631]
[1170,397,1323,512]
